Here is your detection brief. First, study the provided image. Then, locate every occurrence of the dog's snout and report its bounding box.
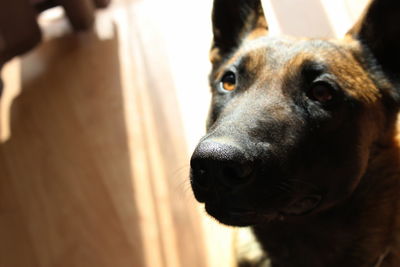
[190,140,253,191]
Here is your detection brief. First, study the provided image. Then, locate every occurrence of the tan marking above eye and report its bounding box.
[220,71,237,91]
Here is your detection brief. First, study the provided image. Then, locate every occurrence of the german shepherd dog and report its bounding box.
[189,0,400,266]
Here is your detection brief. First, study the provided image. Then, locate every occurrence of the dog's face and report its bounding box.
[190,0,400,226]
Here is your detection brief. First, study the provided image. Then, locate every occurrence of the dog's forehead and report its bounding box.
[238,36,351,70]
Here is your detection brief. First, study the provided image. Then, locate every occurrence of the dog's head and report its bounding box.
[190,0,400,226]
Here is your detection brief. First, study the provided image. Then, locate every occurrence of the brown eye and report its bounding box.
[220,71,236,91]
[308,82,334,103]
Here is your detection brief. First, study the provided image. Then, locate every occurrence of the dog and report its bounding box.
[189,0,400,266]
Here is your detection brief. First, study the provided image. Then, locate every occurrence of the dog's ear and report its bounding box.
[211,0,268,64]
[347,0,400,75]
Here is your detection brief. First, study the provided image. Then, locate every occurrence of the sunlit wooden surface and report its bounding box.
[0,0,368,267]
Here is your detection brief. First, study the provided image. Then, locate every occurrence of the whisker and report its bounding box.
[170,165,191,191]
[171,164,191,180]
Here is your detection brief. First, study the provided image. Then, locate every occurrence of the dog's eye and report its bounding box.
[308,82,334,103]
[220,71,237,91]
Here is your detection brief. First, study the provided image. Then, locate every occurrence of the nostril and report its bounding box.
[235,162,254,178]
[196,166,209,188]
[221,165,243,185]
[190,161,210,189]
[220,162,254,187]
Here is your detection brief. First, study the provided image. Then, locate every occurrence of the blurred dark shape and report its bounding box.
[0,0,111,89]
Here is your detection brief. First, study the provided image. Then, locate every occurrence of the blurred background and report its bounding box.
[0,0,368,266]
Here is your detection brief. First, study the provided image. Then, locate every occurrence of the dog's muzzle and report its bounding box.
[190,138,323,226]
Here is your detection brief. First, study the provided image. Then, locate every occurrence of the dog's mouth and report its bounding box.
[203,194,322,227]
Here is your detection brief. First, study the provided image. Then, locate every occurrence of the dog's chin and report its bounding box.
[204,195,322,226]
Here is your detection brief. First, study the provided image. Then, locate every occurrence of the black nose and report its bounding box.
[190,140,254,191]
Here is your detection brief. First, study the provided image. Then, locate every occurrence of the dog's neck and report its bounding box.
[253,130,400,267]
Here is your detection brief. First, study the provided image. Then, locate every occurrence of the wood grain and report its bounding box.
[0,1,210,266]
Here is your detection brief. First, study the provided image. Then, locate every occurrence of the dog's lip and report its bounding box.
[207,203,256,215]
[204,202,260,226]
[226,207,257,216]
[279,195,322,216]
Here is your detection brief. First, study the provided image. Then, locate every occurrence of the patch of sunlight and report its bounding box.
[1,59,21,142]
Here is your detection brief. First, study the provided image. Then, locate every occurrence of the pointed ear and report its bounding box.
[347,0,400,74]
[211,0,268,64]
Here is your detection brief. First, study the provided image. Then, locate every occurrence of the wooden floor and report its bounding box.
[0,0,368,267]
